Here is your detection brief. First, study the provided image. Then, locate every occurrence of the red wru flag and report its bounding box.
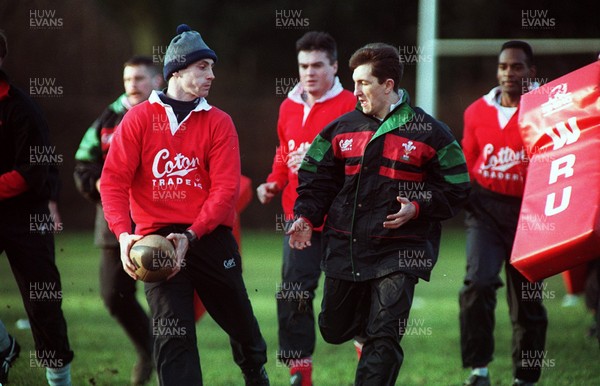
[511,61,600,282]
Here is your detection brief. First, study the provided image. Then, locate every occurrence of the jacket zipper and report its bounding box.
[349,153,365,282]
[349,119,379,282]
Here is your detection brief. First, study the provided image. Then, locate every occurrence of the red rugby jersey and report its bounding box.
[462,87,529,197]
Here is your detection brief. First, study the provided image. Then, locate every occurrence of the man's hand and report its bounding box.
[256,182,280,204]
[286,143,309,174]
[383,197,416,229]
[287,217,313,250]
[166,232,190,279]
[47,200,62,230]
[119,232,144,280]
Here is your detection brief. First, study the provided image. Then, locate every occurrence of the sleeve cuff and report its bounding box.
[411,201,420,219]
[265,177,284,192]
[0,170,28,200]
[299,216,314,229]
[113,223,134,239]
[189,223,207,240]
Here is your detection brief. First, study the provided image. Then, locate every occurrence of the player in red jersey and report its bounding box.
[459,41,548,386]
[101,24,269,386]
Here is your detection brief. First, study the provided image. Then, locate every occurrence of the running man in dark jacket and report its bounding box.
[288,43,470,385]
[256,31,355,386]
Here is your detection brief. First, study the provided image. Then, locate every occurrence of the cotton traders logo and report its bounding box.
[152,149,203,194]
[479,144,526,182]
[152,149,199,178]
[481,144,526,171]
[223,258,236,269]
[339,138,353,152]
[541,83,573,117]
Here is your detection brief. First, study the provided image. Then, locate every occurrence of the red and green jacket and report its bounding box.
[294,90,470,281]
[74,94,129,246]
[74,94,129,200]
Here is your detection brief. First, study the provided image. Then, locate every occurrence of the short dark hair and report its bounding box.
[349,43,403,92]
[124,55,160,77]
[296,31,338,64]
[500,40,534,66]
[0,30,8,60]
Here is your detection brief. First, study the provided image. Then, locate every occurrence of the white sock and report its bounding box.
[514,379,533,385]
[472,367,488,377]
[46,363,71,386]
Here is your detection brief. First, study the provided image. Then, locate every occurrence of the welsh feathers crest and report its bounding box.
[402,141,416,160]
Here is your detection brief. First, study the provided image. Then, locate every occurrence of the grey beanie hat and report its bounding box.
[163,24,217,81]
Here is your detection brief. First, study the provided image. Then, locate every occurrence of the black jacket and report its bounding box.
[295,90,470,281]
[0,70,53,218]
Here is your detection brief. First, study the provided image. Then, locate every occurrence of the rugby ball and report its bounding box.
[129,235,176,282]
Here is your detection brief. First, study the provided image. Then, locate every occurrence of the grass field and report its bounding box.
[1,228,598,385]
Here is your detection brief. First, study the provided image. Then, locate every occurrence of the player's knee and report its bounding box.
[461,278,499,295]
[101,290,129,315]
[318,323,348,344]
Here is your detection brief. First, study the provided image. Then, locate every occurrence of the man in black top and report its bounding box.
[0,30,73,386]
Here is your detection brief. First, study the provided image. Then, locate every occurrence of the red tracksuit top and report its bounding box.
[266,77,356,218]
[462,87,528,197]
[101,91,239,238]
